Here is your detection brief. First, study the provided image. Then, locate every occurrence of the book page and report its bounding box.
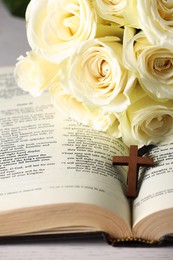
[0,67,130,224]
[133,141,173,226]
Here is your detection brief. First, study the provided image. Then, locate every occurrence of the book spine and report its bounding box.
[105,234,158,246]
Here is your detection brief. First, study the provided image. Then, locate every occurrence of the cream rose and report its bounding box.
[26,0,97,63]
[123,0,139,28]
[94,0,127,25]
[120,86,173,147]
[123,29,173,100]
[61,36,135,113]
[14,51,58,96]
[137,0,173,48]
[50,81,121,136]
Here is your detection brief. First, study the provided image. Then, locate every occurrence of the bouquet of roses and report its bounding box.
[14,0,173,147]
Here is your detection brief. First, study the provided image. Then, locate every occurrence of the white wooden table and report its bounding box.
[0,1,173,259]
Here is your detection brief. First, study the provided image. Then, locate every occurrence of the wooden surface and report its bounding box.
[0,1,173,259]
[0,239,173,260]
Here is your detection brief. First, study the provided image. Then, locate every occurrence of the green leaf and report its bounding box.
[2,0,30,18]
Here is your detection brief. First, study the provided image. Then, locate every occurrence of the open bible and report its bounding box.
[0,67,173,245]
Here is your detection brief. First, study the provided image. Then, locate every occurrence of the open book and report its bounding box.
[0,67,173,245]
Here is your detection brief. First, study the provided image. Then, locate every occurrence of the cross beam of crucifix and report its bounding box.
[112,145,154,199]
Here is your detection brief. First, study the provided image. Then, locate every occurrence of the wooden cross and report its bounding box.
[112,145,154,199]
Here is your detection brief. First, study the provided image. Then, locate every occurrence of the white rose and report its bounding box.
[14,51,58,96]
[61,36,135,113]
[120,86,173,147]
[123,0,139,28]
[50,81,121,137]
[123,29,173,100]
[137,0,173,48]
[94,0,127,25]
[26,0,97,63]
